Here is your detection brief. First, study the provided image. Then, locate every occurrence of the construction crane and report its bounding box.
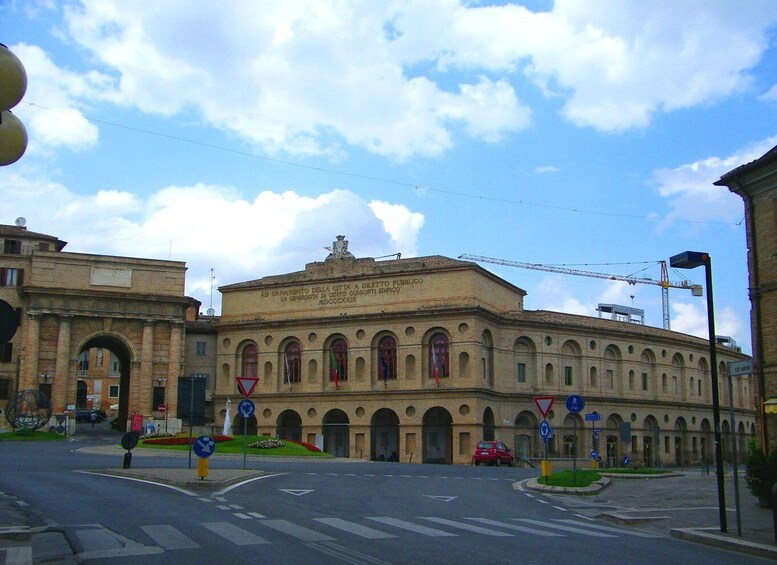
[458,254,703,330]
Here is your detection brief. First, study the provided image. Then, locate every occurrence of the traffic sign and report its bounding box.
[534,396,555,418]
[236,377,259,398]
[539,420,554,440]
[238,399,255,418]
[728,360,752,377]
[157,404,166,413]
[584,412,601,422]
[566,394,584,413]
[623,455,631,466]
[193,435,215,458]
[590,449,598,460]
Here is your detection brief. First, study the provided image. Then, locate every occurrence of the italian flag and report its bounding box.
[330,349,340,389]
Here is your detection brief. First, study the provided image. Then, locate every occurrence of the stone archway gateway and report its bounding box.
[16,250,196,428]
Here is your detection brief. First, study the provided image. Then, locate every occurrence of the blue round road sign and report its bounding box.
[193,435,215,458]
[623,455,631,466]
[566,394,585,413]
[238,399,255,418]
[539,420,553,440]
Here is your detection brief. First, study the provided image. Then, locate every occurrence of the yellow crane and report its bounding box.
[458,254,703,330]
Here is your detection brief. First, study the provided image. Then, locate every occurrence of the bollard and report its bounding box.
[123,451,132,469]
[197,457,209,480]
[772,482,777,543]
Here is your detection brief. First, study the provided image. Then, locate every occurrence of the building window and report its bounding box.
[1,342,12,363]
[330,338,348,383]
[0,268,22,287]
[378,336,397,382]
[109,385,119,398]
[697,379,702,396]
[241,344,258,378]
[641,372,648,391]
[606,369,614,390]
[429,333,449,380]
[283,342,302,384]
[662,374,667,393]
[672,375,679,394]
[517,363,526,384]
[564,366,573,386]
[0,379,10,399]
[3,240,21,254]
[196,341,207,356]
[152,387,165,411]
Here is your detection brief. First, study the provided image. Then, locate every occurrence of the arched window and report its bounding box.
[283,342,302,384]
[378,336,397,382]
[330,338,348,383]
[429,333,449,381]
[241,344,258,378]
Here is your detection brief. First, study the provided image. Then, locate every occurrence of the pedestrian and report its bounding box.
[90,411,96,428]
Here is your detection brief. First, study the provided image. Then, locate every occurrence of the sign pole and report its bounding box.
[243,416,248,470]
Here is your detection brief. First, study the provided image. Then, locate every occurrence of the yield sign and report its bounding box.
[236,377,259,398]
[534,396,555,418]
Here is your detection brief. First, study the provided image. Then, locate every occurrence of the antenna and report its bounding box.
[208,268,215,316]
[15,217,26,227]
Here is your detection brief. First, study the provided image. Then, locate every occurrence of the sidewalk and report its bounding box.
[524,468,777,560]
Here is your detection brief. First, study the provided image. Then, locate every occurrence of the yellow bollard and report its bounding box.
[591,459,599,470]
[197,457,209,480]
[541,459,552,477]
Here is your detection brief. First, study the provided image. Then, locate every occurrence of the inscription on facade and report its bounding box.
[91,267,132,288]
[260,277,424,306]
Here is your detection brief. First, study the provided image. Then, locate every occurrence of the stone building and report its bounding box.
[716,143,777,452]
[0,221,196,430]
[214,236,755,466]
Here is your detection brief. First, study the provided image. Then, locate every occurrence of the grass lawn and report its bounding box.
[0,429,67,441]
[138,434,332,458]
[537,469,601,487]
[600,467,672,474]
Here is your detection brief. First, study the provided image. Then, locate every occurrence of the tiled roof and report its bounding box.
[0,224,67,249]
[715,143,777,184]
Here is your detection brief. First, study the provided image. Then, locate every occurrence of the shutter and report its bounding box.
[16,269,23,286]
[0,268,5,287]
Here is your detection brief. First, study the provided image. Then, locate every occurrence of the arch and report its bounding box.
[239,342,258,378]
[376,334,398,385]
[603,345,622,391]
[233,413,257,435]
[370,408,399,461]
[327,337,349,386]
[513,337,536,388]
[514,410,538,461]
[642,415,659,467]
[674,417,689,466]
[427,331,450,383]
[482,407,495,441]
[422,407,453,464]
[322,408,350,457]
[78,333,134,427]
[560,339,582,388]
[281,340,302,387]
[276,409,302,441]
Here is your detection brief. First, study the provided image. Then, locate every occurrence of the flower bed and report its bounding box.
[142,434,233,446]
[288,439,321,452]
[249,439,285,449]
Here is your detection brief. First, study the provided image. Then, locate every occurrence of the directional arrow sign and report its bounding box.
[534,396,555,418]
[236,377,259,398]
[193,435,215,458]
[280,489,314,496]
[238,399,255,418]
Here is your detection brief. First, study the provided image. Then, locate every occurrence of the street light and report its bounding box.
[669,251,727,533]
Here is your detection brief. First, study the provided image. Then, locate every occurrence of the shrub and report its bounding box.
[249,439,285,449]
[744,441,777,507]
[142,434,233,446]
[287,439,321,452]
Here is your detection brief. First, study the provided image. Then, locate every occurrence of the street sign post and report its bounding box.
[566,395,585,485]
[534,396,555,418]
[193,435,215,480]
[238,399,256,470]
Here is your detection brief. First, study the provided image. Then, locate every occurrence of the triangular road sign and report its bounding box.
[534,396,555,418]
[236,376,259,398]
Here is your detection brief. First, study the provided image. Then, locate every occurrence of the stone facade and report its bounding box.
[0,223,196,430]
[214,244,755,466]
[716,143,777,452]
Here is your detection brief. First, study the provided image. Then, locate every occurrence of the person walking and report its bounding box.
[90,411,96,428]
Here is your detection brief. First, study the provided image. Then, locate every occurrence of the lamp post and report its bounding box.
[669,251,727,533]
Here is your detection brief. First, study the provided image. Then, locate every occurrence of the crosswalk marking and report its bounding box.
[464,517,563,537]
[314,517,397,539]
[513,518,616,538]
[141,525,199,549]
[258,519,335,542]
[365,517,457,537]
[552,519,657,538]
[419,517,513,536]
[202,522,270,545]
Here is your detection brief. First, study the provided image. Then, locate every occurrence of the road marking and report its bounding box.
[552,506,568,512]
[314,517,397,539]
[513,519,615,538]
[366,517,457,537]
[553,519,657,538]
[214,473,287,496]
[279,489,314,496]
[247,512,266,519]
[4,547,32,565]
[465,517,563,537]
[141,525,199,549]
[234,513,252,520]
[75,471,197,497]
[258,519,335,542]
[419,517,513,536]
[202,522,270,545]
[423,495,456,502]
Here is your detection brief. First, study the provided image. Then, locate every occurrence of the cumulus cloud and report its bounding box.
[2,170,424,313]
[671,301,743,342]
[653,134,777,229]
[13,1,771,160]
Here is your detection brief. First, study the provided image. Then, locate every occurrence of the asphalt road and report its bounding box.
[0,426,769,565]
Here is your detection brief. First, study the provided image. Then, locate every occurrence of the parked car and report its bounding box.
[472,440,514,466]
[75,409,106,423]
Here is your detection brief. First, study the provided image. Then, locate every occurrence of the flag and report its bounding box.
[284,352,291,390]
[432,346,440,386]
[381,355,389,387]
[329,349,340,389]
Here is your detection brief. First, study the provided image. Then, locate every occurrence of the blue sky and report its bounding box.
[2,1,777,353]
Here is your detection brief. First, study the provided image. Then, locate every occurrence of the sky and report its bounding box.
[2,0,777,354]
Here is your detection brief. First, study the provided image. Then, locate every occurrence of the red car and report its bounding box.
[472,440,514,466]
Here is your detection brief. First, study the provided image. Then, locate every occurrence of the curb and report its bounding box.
[523,476,610,494]
[671,527,777,560]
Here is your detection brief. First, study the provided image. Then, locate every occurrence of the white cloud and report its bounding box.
[759,84,777,102]
[15,1,767,160]
[671,301,744,344]
[2,170,424,314]
[654,134,777,229]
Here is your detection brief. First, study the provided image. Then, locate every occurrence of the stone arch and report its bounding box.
[276,409,302,441]
[422,406,453,464]
[78,332,135,428]
[513,337,536,388]
[514,410,538,461]
[560,339,582,388]
[322,408,350,457]
[371,408,399,461]
[482,407,496,441]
